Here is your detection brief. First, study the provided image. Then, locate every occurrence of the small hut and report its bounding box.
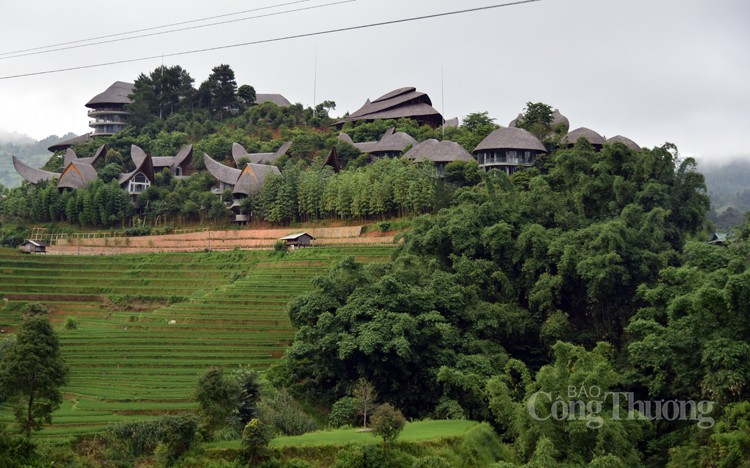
[279,232,315,249]
[19,240,47,254]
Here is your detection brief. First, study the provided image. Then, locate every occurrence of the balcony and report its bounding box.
[87,108,128,116]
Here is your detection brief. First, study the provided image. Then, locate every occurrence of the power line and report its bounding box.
[0,0,310,57]
[0,0,356,61]
[0,0,541,81]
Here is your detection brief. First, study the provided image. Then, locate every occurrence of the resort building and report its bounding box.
[338,128,417,158]
[335,87,444,129]
[606,135,641,152]
[232,141,292,166]
[473,127,547,174]
[255,94,292,107]
[86,81,134,136]
[509,109,570,132]
[402,139,474,176]
[562,127,606,151]
[131,144,194,178]
[203,153,281,222]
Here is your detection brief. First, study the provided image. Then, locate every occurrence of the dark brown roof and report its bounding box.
[86,81,134,108]
[47,133,93,153]
[119,153,154,186]
[232,164,281,197]
[12,156,60,184]
[403,139,474,163]
[474,127,547,153]
[79,145,107,166]
[256,94,292,107]
[204,153,241,185]
[335,86,443,127]
[606,135,641,152]
[58,162,98,190]
[323,147,341,172]
[563,127,606,147]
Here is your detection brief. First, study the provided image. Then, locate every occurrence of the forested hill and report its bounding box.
[699,158,750,229]
[0,132,76,188]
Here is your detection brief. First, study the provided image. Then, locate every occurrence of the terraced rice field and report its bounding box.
[0,246,392,439]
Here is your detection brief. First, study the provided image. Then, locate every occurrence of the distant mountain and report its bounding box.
[699,158,750,230]
[0,132,77,188]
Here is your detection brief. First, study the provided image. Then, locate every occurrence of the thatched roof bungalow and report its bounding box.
[474,127,547,174]
[232,141,292,165]
[563,127,606,151]
[58,162,99,190]
[509,109,569,132]
[338,128,416,158]
[256,94,292,107]
[402,139,473,176]
[334,87,443,128]
[606,135,641,152]
[119,151,155,195]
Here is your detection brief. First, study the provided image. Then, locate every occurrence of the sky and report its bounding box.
[0,0,748,164]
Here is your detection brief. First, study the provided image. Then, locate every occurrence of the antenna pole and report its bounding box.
[313,47,318,116]
[441,67,445,138]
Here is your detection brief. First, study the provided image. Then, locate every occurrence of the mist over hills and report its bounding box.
[0,131,76,188]
[698,157,750,229]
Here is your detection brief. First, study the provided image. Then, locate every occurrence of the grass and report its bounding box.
[0,246,393,439]
[207,420,479,449]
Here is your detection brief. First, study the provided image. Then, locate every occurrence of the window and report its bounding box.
[175,167,182,177]
[128,172,151,194]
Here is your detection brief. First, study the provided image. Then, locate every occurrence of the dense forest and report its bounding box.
[275,141,750,466]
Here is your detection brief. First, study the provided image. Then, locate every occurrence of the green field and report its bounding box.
[0,246,393,439]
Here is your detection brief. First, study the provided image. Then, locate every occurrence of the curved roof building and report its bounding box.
[58,162,99,190]
[474,127,546,174]
[12,156,59,184]
[232,141,292,165]
[335,87,444,128]
[86,81,134,136]
[563,127,606,150]
[606,135,641,152]
[403,139,474,176]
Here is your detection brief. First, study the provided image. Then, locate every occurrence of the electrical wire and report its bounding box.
[0,0,541,81]
[0,0,356,61]
[0,0,310,57]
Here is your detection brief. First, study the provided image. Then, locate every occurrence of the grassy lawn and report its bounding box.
[208,420,479,449]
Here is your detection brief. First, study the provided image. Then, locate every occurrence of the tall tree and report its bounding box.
[202,64,238,119]
[0,315,69,437]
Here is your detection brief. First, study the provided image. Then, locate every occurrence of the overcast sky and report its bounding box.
[1,0,748,164]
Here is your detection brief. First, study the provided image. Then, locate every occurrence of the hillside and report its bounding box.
[699,158,750,229]
[0,246,392,439]
[0,132,76,188]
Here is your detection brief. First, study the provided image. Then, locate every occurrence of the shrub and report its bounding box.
[328,396,358,428]
[413,455,452,468]
[108,413,198,461]
[273,240,288,252]
[434,398,465,420]
[258,389,317,436]
[21,302,49,317]
[64,316,78,330]
[1,234,24,247]
[370,403,406,454]
[239,418,272,466]
[458,422,509,466]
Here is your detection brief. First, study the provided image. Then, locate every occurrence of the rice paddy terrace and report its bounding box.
[0,245,393,439]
